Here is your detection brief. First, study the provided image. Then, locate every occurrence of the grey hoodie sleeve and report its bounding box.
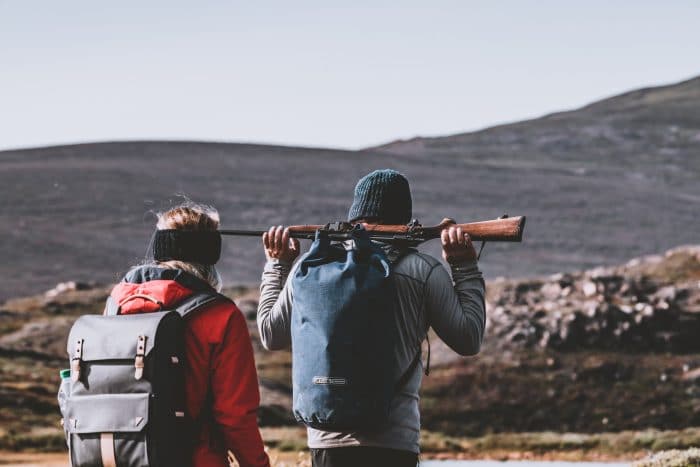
[424,260,486,356]
[257,259,295,350]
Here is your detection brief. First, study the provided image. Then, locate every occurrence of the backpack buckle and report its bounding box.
[71,339,84,383]
[134,335,146,380]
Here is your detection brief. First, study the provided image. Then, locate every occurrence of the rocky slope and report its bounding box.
[486,245,700,352]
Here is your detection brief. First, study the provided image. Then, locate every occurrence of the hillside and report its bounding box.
[1,246,699,454]
[373,76,700,160]
[2,76,700,301]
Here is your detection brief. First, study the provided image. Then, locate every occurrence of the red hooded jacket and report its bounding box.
[109,266,270,467]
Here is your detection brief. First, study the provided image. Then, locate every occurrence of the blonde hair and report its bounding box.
[141,201,223,291]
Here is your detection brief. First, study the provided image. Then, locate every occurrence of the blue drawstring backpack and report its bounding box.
[291,225,417,431]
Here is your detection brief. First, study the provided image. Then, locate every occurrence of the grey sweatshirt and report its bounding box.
[257,245,486,453]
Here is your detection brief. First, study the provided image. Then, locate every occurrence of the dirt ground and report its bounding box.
[0,452,67,467]
[0,449,645,466]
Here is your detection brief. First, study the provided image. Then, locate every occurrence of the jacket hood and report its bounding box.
[110,266,215,315]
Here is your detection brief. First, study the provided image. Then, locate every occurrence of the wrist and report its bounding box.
[269,257,292,265]
[449,258,479,272]
[265,258,293,274]
[445,254,477,265]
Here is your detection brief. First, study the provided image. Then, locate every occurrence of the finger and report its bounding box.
[267,226,276,248]
[274,225,284,250]
[448,227,459,245]
[441,228,449,246]
[291,238,300,252]
[463,232,472,247]
[282,228,290,251]
[457,227,465,245]
[268,226,278,254]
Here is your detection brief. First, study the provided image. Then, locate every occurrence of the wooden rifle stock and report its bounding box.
[362,216,524,242]
[220,215,526,244]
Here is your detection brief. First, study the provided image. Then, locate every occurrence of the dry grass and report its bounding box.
[228,447,310,467]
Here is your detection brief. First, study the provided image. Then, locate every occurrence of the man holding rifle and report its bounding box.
[257,169,486,467]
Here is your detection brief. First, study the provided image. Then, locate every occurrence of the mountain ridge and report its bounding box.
[3,139,359,156]
[370,74,700,152]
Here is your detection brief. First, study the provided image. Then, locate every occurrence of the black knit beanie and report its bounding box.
[347,169,412,225]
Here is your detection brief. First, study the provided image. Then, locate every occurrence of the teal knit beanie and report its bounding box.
[348,169,412,224]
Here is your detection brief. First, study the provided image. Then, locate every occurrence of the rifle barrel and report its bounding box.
[219,229,268,237]
[219,229,319,240]
[218,215,526,243]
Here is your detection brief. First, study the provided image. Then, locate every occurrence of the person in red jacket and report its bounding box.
[108,202,270,467]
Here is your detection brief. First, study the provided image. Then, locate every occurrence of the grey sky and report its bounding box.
[1,0,699,151]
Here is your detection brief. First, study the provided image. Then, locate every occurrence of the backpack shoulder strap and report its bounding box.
[103,291,230,317]
[389,246,427,394]
[174,291,232,318]
[104,296,120,316]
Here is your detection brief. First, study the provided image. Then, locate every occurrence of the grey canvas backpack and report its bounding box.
[59,290,226,467]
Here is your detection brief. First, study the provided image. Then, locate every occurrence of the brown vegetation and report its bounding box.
[1,246,699,459]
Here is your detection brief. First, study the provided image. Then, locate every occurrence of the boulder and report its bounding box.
[485,246,700,353]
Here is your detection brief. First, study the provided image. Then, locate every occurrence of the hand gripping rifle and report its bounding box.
[220,215,526,247]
